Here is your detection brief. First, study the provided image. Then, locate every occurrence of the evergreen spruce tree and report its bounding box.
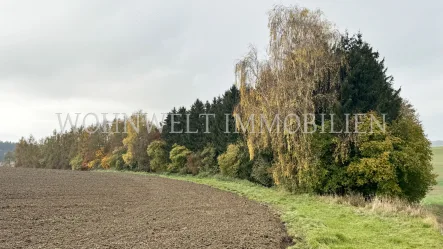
[338,33,402,122]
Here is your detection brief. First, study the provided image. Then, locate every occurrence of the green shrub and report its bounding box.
[107,147,126,170]
[345,111,435,202]
[147,140,169,172]
[111,155,125,170]
[87,159,102,170]
[168,144,192,173]
[115,158,125,170]
[186,152,203,175]
[218,142,250,178]
[238,160,253,180]
[344,111,435,202]
[309,110,437,203]
[251,156,273,187]
[310,124,347,195]
[200,144,218,174]
[389,103,437,202]
[69,155,83,171]
[346,129,400,198]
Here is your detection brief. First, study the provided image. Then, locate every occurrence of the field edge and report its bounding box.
[96,170,443,249]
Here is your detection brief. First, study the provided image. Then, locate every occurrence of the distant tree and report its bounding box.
[101,154,113,170]
[39,129,79,170]
[199,144,218,174]
[147,140,169,172]
[337,33,402,122]
[161,107,177,151]
[186,152,203,176]
[122,112,161,171]
[122,115,139,168]
[346,114,402,198]
[15,135,41,168]
[177,107,188,147]
[187,99,206,151]
[108,147,126,170]
[251,154,273,187]
[312,111,436,202]
[0,141,16,161]
[389,101,437,202]
[105,119,126,156]
[218,142,250,179]
[69,155,83,171]
[161,85,240,155]
[3,151,15,166]
[235,6,342,190]
[168,144,191,173]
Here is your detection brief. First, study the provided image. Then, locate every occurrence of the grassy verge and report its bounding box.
[423,147,443,205]
[103,171,443,249]
[423,147,443,231]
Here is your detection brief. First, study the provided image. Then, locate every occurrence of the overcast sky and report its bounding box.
[0,0,441,142]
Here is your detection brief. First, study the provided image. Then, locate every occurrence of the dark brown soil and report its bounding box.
[0,167,291,248]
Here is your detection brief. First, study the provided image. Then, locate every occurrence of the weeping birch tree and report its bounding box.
[235,6,343,191]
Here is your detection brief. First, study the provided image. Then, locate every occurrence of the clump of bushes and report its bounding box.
[147,140,169,172]
[312,112,436,203]
[186,152,203,175]
[69,155,83,171]
[199,144,218,174]
[217,142,251,179]
[147,142,219,176]
[251,156,273,187]
[109,147,126,171]
[168,144,192,173]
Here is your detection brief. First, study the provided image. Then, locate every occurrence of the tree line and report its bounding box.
[12,6,436,203]
[13,85,240,172]
[0,141,16,163]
